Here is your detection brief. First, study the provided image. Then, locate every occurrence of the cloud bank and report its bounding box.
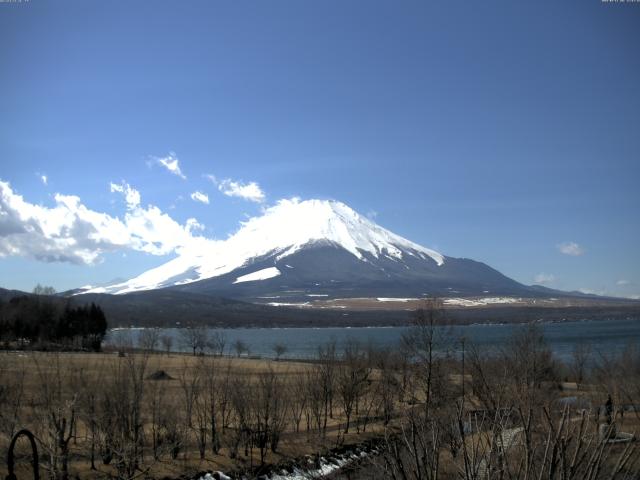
[0,179,213,265]
[110,181,141,209]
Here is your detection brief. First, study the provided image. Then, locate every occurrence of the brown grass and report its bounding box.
[0,350,389,480]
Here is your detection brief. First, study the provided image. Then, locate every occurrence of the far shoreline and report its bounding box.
[109,314,640,331]
[104,303,640,329]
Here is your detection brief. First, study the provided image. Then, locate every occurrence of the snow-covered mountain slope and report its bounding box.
[81,199,445,295]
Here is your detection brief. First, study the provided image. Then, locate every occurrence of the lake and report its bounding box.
[105,317,640,362]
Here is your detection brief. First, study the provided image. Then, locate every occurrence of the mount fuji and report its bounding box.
[79,198,542,302]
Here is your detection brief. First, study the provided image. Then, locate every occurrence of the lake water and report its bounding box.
[105,317,640,362]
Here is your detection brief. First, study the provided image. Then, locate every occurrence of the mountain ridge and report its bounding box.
[72,198,624,305]
[80,199,447,295]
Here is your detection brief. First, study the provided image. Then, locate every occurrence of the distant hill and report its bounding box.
[0,287,31,302]
[2,286,639,328]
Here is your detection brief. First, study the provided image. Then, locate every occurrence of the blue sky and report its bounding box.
[1,0,639,297]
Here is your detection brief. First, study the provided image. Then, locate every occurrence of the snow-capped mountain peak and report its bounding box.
[233,198,443,264]
[82,198,444,295]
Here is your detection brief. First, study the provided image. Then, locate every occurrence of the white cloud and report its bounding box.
[39,174,48,186]
[110,181,141,209]
[557,241,585,256]
[0,179,213,265]
[186,218,205,232]
[366,209,378,220]
[204,174,217,184]
[218,178,265,203]
[190,191,209,204]
[534,273,555,285]
[153,152,186,179]
[616,279,631,286]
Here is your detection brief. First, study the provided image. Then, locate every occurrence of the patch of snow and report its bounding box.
[267,302,312,307]
[80,287,106,294]
[233,267,281,284]
[444,297,522,307]
[307,294,329,297]
[199,473,230,480]
[376,297,420,302]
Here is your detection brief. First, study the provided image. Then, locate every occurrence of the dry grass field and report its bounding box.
[0,349,392,480]
[2,315,639,480]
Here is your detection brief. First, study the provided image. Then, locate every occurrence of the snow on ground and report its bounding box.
[376,297,421,302]
[233,267,281,284]
[307,294,329,297]
[267,302,312,307]
[443,297,522,307]
[196,448,374,480]
[81,286,106,294]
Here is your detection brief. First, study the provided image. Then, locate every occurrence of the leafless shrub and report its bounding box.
[32,354,78,480]
[138,328,160,353]
[160,334,173,355]
[272,342,288,361]
[337,340,371,433]
[180,325,209,356]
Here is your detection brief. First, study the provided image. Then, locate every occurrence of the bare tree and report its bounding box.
[251,367,289,464]
[193,373,208,459]
[160,334,173,356]
[305,368,326,435]
[200,356,221,454]
[207,331,227,356]
[98,350,151,480]
[571,341,591,390]
[180,324,209,356]
[317,339,337,432]
[138,328,160,352]
[337,340,370,433]
[233,339,249,358]
[376,348,400,425]
[147,380,166,460]
[78,360,105,470]
[228,375,251,460]
[33,284,57,296]
[0,354,26,441]
[289,371,308,433]
[32,354,78,480]
[377,298,452,479]
[218,359,234,432]
[178,360,200,429]
[272,342,288,361]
